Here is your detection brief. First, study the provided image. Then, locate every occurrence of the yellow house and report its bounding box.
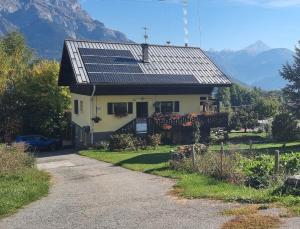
[58,40,231,146]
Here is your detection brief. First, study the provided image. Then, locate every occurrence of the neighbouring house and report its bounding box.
[58,40,232,146]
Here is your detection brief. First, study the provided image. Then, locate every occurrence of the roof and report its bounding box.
[58,40,231,87]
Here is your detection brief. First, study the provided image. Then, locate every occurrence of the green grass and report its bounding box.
[210,141,300,151]
[80,145,173,172]
[0,169,50,217]
[80,145,300,214]
[210,131,300,153]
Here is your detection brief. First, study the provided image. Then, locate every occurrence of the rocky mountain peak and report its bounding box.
[243,40,271,54]
[0,0,130,58]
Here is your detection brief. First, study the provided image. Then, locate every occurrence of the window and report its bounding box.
[107,102,133,115]
[80,101,83,113]
[74,100,79,114]
[155,101,180,113]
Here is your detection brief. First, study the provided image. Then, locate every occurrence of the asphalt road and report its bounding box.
[0,152,299,229]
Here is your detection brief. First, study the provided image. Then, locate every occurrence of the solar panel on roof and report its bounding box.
[79,48,134,58]
[84,64,143,74]
[81,56,138,65]
[88,73,198,85]
[78,47,144,77]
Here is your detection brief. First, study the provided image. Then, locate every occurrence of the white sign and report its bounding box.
[136,122,148,133]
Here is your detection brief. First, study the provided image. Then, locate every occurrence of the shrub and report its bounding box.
[272,113,298,141]
[95,140,110,150]
[170,147,244,184]
[195,151,245,184]
[147,134,161,148]
[280,152,300,175]
[109,134,137,151]
[0,143,35,174]
[240,155,274,189]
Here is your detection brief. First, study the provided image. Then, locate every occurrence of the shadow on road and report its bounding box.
[33,148,78,158]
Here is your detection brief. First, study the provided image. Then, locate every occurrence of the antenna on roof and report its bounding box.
[143,27,149,43]
[183,0,189,47]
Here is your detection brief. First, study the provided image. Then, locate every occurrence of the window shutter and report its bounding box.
[74,100,79,114]
[128,102,133,114]
[107,103,113,114]
[174,101,180,112]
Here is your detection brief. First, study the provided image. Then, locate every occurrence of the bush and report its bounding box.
[240,152,300,189]
[147,134,161,148]
[170,147,244,184]
[95,140,109,150]
[0,143,35,174]
[109,134,137,151]
[281,152,300,175]
[272,113,298,141]
[195,151,245,184]
[240,155,274,189]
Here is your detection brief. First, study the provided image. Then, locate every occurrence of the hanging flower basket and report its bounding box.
[92,116,101,123]
[182,121,193,127]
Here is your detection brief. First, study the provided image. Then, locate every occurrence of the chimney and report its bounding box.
[141,43,149,63]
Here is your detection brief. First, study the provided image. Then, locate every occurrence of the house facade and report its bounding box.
[58,40,231,146]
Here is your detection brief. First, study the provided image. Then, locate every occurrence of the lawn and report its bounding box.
[80,143,300,215]
[0,144,50,218]
[0,168,50,217]
[211,131,300,153]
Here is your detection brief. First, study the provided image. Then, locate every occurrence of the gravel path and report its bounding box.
[0,152,298,229]
[0,152,236,229]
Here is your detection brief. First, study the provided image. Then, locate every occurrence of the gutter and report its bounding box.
[90,85,96,145]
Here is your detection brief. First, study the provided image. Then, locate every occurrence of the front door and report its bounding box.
[136,102,148,118]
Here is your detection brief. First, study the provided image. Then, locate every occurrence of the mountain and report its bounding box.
[0,0,130,59]
[243,40,271,54]
[206,41,294,90]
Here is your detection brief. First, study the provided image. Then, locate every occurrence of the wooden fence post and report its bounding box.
[274,150,280,179]
[192,144,196,170]
[220,142,224,178]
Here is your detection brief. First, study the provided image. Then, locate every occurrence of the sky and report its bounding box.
[80,0,300,51]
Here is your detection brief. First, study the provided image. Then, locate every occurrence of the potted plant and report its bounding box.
[92,116,101,123]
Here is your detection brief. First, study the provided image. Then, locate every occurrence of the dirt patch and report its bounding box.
[222,214,281,229]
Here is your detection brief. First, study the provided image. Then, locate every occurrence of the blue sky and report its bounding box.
[80,0,300,50]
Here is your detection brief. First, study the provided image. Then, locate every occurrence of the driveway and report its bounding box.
[0,152,298,229]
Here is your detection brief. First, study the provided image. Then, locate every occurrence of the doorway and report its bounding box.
[136,102,148,118]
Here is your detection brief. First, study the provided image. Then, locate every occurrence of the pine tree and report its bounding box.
[281,41,300,118]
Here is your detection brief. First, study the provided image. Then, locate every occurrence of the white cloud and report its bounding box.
[231,0,300,7]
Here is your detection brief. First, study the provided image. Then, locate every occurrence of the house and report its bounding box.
[58,40,231,146]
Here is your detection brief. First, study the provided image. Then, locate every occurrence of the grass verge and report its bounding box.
[80,146,300,215]
[0,168,50,217]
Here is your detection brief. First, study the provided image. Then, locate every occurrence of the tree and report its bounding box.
[0,32,33,142]
[0,32,70,142]
[281,41,300,118]
[19,60,70,138]
[254,97,280,119]
[229,108,258,132]
[272,113,297,141]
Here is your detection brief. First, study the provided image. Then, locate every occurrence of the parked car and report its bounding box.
[15,135,62,151]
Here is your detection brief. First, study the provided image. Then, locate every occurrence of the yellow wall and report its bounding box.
[71,94,210,133]
[71,93,91,127]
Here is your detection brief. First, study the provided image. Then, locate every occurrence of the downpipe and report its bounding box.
[90,85,96,145]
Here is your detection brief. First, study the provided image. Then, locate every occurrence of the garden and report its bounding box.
[80,130,300,218]
[0,144,50,217]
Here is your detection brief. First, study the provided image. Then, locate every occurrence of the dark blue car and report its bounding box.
[16,135,61,151]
